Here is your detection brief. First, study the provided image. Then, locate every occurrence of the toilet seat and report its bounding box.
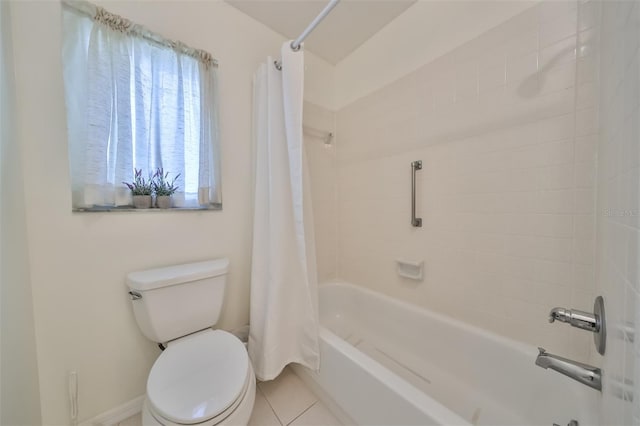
[147,329,250,425]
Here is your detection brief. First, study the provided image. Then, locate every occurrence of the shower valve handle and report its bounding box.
[548,307,599,332]
[547,297,606,355]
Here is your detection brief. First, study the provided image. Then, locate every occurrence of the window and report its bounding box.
[62,1,221,210]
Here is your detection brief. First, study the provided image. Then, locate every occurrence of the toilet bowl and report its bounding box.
[142,330,256,426]
[126,259,255,426]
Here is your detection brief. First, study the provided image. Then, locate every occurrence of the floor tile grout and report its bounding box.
[286,400,318,426]
[256,368,320,426]
[257,383,284,426]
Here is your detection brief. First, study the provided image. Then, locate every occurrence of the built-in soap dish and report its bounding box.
[396,259,424,281]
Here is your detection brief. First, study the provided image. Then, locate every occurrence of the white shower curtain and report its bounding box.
[249,42,320,381]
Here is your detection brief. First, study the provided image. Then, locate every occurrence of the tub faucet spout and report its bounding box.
[535,348,601,391]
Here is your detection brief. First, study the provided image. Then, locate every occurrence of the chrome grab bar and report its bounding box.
[411,160,422,227]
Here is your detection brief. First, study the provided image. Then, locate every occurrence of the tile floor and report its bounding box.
[117,367,342,426]
[250,367,341,426]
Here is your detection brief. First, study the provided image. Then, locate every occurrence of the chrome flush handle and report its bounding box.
[128,290,142,300]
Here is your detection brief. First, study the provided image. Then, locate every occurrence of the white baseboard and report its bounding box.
[78,395,145,426]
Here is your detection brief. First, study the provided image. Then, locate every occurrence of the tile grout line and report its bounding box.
[256,384,285,426]
[286,401,319,426]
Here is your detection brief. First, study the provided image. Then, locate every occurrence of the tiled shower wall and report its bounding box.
[334,1,599,361]
[596,1,640,425]
[304,101,337,284]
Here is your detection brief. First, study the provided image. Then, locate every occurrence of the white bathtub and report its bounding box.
[293,282,600,426]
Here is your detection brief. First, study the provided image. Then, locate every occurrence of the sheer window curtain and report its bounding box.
[62,2,221,208]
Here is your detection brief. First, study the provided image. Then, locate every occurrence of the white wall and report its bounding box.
[334,0,536,109]
[596,1,640,424]
[334,1,600,361]
[8,1,334,424]
[0,2,42,424]
[304,56,336,111]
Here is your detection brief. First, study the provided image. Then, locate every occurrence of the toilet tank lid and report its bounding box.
[126,258,229,292]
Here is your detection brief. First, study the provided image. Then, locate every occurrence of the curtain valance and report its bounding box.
[62,0,217,69]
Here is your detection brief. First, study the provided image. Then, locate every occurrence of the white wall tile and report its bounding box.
[331,1,600,363]
[455,62,479,102]
[539,1,575,24]
[539,36,577,70]
[479,63,507,94]
[539,12,578,48]
[305,101,337,282]
[597,1,640,423]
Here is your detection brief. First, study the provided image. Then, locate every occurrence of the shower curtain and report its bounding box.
[248,42,320,381]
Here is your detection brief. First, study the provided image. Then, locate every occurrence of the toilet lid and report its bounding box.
[147,330,250,424]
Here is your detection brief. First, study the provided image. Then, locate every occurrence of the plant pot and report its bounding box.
[132,195,152,209]
[156,195,173,209]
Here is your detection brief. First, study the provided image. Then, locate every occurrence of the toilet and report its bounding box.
[126,258,255,426]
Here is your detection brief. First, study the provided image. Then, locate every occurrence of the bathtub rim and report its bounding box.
[315,280,600,425]
[317,325,471,425]
[319,280,539,359]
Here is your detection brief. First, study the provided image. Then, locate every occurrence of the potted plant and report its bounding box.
[152,168,180,209]
[123,168,153,208]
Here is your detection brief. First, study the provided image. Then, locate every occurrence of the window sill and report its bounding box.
[73,204,222,213]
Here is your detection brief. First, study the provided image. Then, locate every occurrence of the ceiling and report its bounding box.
[225,0,416,64]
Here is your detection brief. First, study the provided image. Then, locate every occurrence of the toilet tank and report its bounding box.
[126,259,229,343]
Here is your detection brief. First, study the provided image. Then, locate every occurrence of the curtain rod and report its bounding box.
[62,0,218,68]
[303,125,333,145]
[291,0,340,51]
[274,0,340,70]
